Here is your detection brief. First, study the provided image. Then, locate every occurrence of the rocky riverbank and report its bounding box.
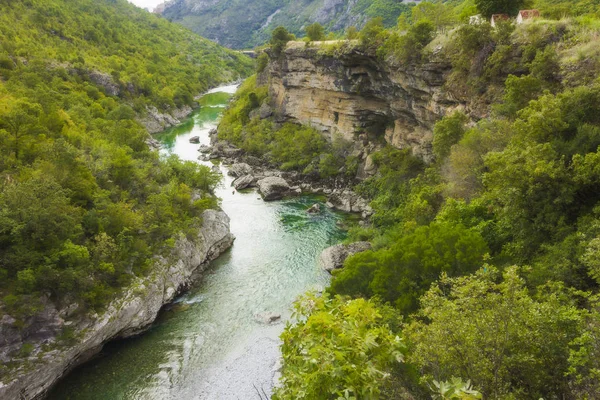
[0,210,234,400]
[201,130,373,219]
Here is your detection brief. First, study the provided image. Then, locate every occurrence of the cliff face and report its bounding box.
[265,41,469,163]
[0,210,234,400]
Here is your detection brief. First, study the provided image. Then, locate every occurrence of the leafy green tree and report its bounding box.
[360,17,387,51]
[270,26,294,56]
[331,222,488,314]
[0,100,41,161]
[346,25,359,40]
[405,266,585,399]
[256,52,269,73]
[273,293,404,400]
[497,74,543,117]
[433,112,469,161]
[411,1,456,31]
[475,0,526,17]
[305,22,325,41]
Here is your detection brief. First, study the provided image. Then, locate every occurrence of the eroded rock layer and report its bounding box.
[265,42,468,163]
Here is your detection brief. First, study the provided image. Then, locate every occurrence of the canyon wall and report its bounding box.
[264,41,472,163]
[0,210,234,400]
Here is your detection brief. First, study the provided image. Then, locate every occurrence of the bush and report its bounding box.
[331,221,489,314]
[273,293,404,400]
[270,26,294,57]
[305,22,325,41]
[405,266,585,399]
[256,52,269,73]
[432,112,469,161]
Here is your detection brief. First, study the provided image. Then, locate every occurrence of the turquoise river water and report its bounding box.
[48,85,346,399]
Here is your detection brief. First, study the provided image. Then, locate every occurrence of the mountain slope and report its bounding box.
[159,0,416,49]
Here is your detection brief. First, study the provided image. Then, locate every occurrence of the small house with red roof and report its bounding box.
[516,9,541,24]
[490,14,510,27]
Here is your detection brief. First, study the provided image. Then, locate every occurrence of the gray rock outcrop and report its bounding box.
[0,210,234,400]
[89,71,120,97]
[233,174,255,190]
[257,177,290,201]
[320,241,372,272]
[306,203,321,214]
[327,189,372,215]
[228,163,253,178]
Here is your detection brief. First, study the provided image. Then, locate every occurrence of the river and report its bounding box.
[48,85,346,399]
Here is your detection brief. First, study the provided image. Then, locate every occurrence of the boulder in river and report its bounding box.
[320,241,372,272]
[189,136,200,144]
[198,144,212,154]
[228,163,253,178]
[254,312,281,324]
[233,174,255,190]
[306,203,321,214]
[257,177,290,201]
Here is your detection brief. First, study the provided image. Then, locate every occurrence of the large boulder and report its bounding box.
[327,190,372,215]
[233,174,255,190]
[320,241,372,272]
[228,163,253,178]
[257,177,290,201]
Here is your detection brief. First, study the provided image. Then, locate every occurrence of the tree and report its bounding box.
[411,1,456,31]
[433,112,469,161]
[331,222,488,314]
[273,293,404,400]
[360,17,386,50]
[0,100,41,161]
[305,22,325,41]
[270,26,294,56]
[405,266,585,399]
[475,0,526,18]
[346,25,359,40]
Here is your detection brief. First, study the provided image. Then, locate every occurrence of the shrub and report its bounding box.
[273,293,404,400]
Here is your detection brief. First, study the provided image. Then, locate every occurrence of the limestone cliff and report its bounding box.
[0,210,234,400]
[264,41,472,163]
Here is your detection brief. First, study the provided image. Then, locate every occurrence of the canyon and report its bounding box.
[0,210,234,399]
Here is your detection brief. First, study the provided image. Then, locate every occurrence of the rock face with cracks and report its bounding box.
[264,41,472,164]
[0,210,234,400]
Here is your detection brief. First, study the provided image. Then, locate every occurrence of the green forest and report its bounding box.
[219,0,600,399]
[0,0,252,326]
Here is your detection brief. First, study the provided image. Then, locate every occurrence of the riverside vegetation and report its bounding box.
[0,0,252,374]
[216,0,600,398]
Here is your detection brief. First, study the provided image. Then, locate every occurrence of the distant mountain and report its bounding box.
[157,0,419,49]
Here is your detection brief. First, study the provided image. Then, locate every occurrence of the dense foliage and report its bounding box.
[0,0,251,320]
[270,0,600,398]
[273,293,404,400]
[218,75,359,179]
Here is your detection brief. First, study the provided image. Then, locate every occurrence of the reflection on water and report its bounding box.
[48,85,346,400]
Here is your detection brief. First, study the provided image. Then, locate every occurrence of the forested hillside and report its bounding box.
[159,0,419,49]
[219,0,600,398]
[0,0,252,326]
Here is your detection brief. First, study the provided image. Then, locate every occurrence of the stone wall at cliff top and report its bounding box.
[264,41,474,163]
[0,210,234,400]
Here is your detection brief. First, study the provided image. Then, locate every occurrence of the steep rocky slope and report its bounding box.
[158,0,418,49]
[0,210,234,400]
[263,41,472,163]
